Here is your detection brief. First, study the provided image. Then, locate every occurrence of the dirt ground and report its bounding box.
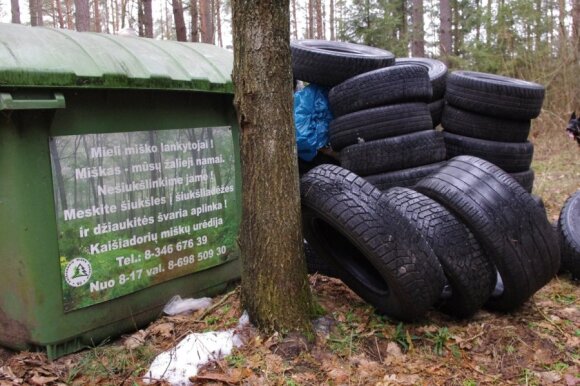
[0,120,579,386]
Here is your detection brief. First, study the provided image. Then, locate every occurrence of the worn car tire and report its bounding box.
[304,240,339,278]
[329,103,433,151]
[301,164,446,321]
[444,132,534,173]
[384,187,495,318]
[291,40,395,87]
[557,191,580,279]
[510,169,535,193]
[364,162,446,191]
[329,65,432,117]
[415,156,560,311]
[442,104,531,142]
[340,130,446,176]
[395,57,448,100]
[445,71,545,120]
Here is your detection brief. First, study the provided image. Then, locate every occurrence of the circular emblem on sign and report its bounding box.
[64,258,92,287]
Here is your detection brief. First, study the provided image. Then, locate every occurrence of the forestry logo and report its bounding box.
[64,258,93,287]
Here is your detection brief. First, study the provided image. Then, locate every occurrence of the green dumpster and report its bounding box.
[0,23,241,359]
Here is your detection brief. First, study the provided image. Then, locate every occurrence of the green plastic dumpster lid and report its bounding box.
[0,23,233,93]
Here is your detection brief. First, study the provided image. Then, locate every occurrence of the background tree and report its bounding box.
[172,0,187,41]
[11,0,20,23]
[232,0,314,333]
[411,0,424,56]
[74,0,90,30]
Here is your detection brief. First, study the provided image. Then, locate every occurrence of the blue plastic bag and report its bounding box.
[294,84,333,161]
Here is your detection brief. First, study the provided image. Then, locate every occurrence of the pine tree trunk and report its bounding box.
[200,0,214,43]
[172,0,187,41]
[316,0,323,39]
[11,0,21,23]
[452,0,461,55]
[191,0,199,41]
[30,0,44,26]
[439,0,452,63]
[94,0,102,31]
[215,0,223,47]
[308,0,314,38]
[232,0,314,334]
[411,0,425,56]
[75,0,90,31]
[291,0,298,39]
[143,0,153,37]
[329,0,335,40]
[56,0,65,27]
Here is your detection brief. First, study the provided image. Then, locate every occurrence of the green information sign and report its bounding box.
[49,127,240,312]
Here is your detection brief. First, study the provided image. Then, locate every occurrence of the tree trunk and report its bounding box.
[215,0,223,46]
[75,0,90,31]
[94,0,102,31]
[439,0,452,63]
[55,0,65,27]
[143,0,153,37]
[191,0,199,41]
[329,0,335,40]
[452,0,461,55]
[316,0,323,39]
[30,0,44,26]
[172,0,187,41]
[232,0,314,333]
[11,0,21,23]
[411,0,425,56]
[308,0,314,38]
[557,0,567,53]
[200,0,214,43]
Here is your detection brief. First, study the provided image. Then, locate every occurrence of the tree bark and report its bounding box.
[200,0,214,43]
[411,0,425,56]
[11,0,21,23]
[191,0,199,41]
[55,0,65,27]
[94,0,102,31]
[329,0,335,40]
[215,0,223,46]
[439,0,452,63]
[172,0,187,41]
[308,0,314,38]
[232,0,314,333]
[29,0,44,26]
[142,0,153,37]
[291,0,298,39]
[316,0,323,39]
[75,0,90,31]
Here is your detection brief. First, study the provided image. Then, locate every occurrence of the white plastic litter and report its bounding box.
[143,312,250,385]
[162,295,213,316]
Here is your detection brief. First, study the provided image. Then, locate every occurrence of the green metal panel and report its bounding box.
[0,24,241,359]
[0,23,233,92]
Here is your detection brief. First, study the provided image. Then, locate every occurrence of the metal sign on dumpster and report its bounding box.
[49,127,239,311]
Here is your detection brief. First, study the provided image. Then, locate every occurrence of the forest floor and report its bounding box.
[0,116,579,386]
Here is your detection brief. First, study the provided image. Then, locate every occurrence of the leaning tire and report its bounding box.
[340,130,446,176]
[443,132,534,173]
[383,187,495,318]
[291,40,395,87]
[442,104,531,142]
[301,164,446,321]
[429,99,445,128]
[510,169,535,193]
[329,65,432,117]
[329,103,433,151]
[445,71,545,120]
[395,57,448,100]
[415,156,560,311]
[364,162,446,191]
[557,191,580,279]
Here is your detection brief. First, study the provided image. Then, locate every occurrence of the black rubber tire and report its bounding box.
[304,240,339,278]
[340,130,446,176]
[383,187,495,318]
[364,162,446,191]
[415,156,561,311]
[445,71,545,120]
[301,164,446,321]
[329,65,432,117]
[442,104,531,142]
[291,40,395,87]
[510,169,535,193]
[395,57,448,100]
[443,132,534,173]
[429,99,445,128]
[329,103,433,151]
[557,191,580,279]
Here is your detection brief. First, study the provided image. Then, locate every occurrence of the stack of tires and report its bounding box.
[557,190,580,280]
[394,57,448,128]
[301,158,560,321]
[441,71,544,193]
